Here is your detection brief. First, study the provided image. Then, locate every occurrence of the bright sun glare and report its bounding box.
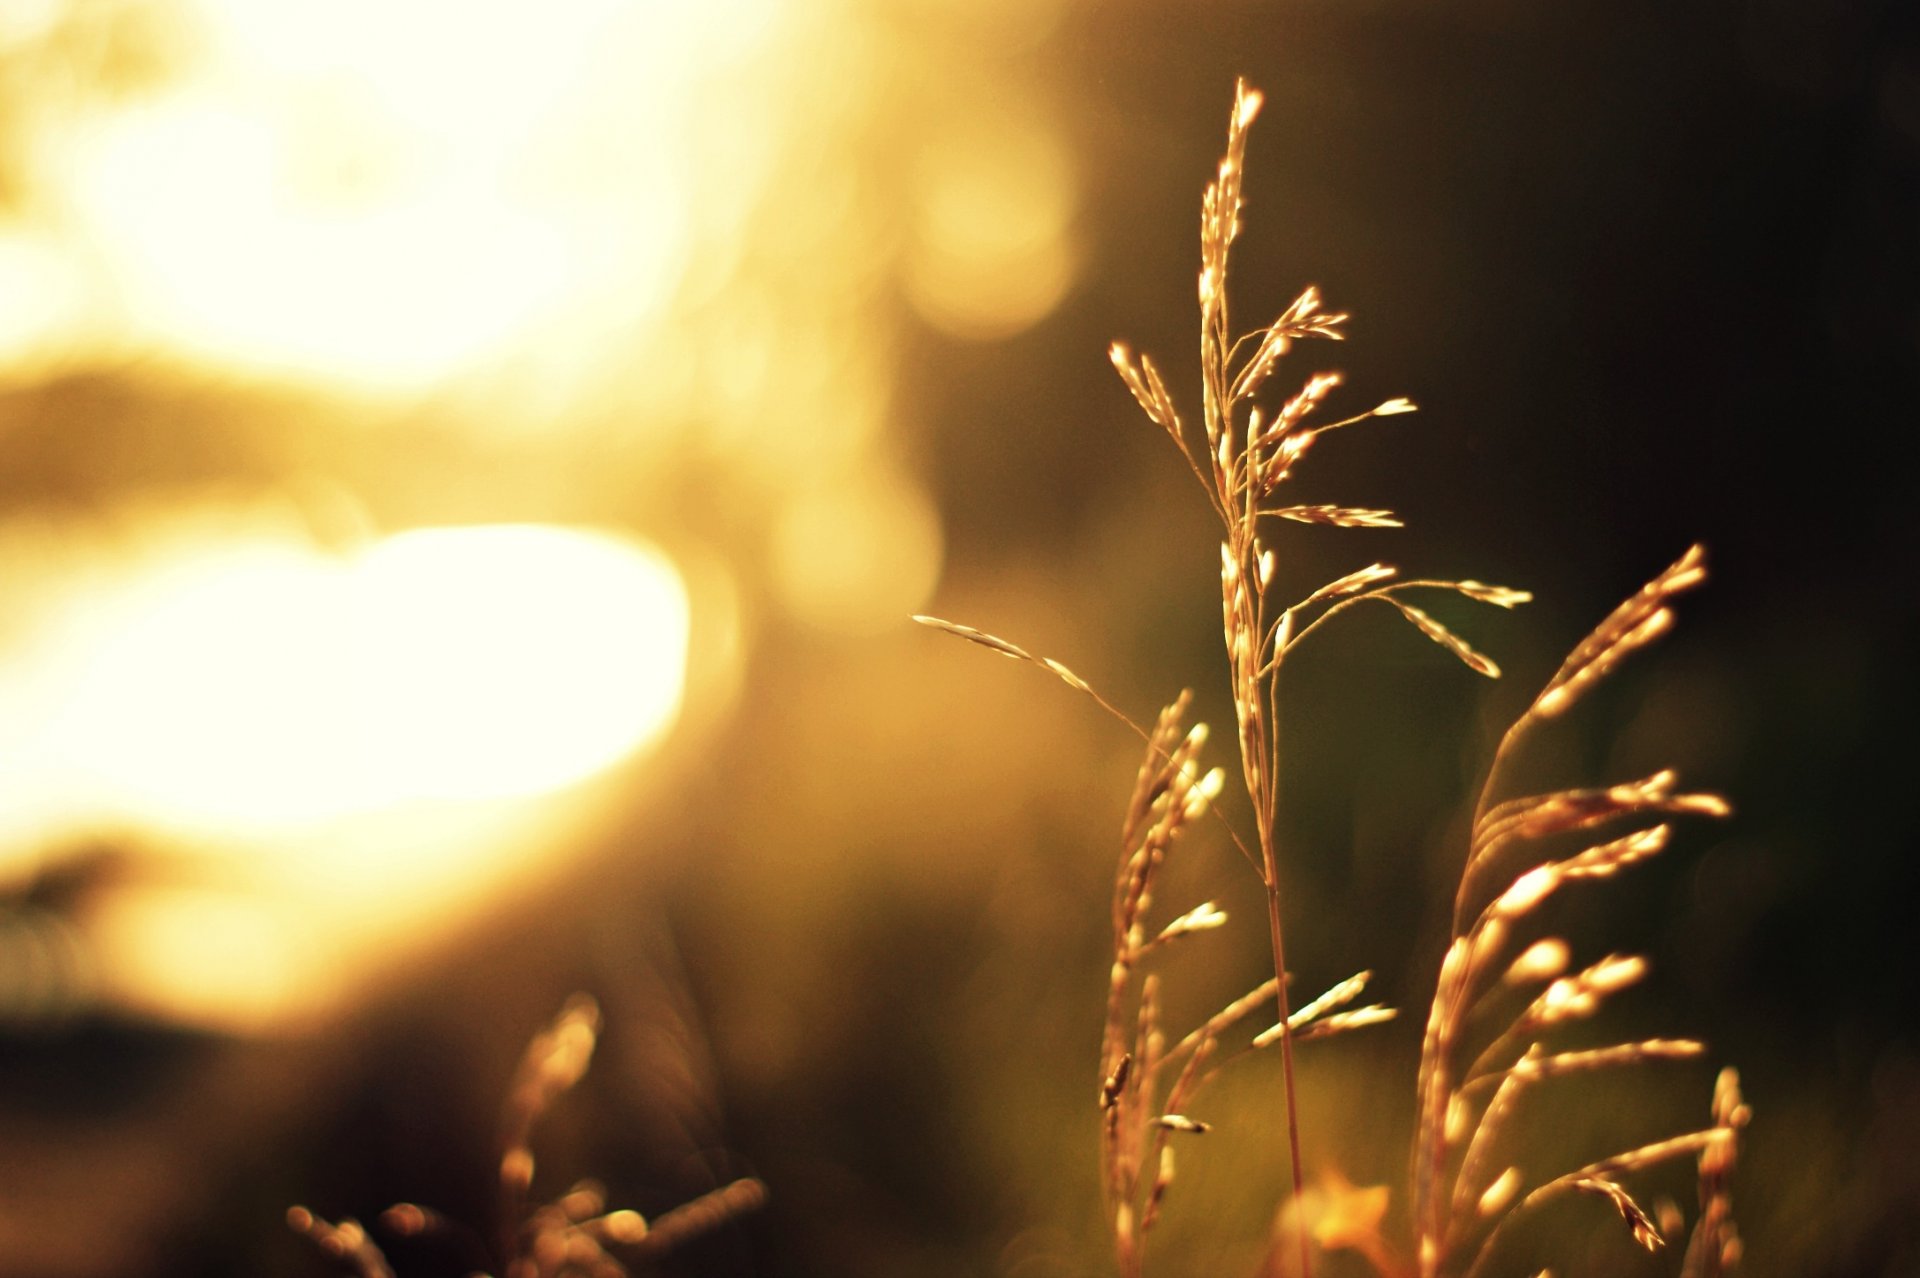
[42,523,690,828]
[0,0,1015,1032]
[0,520,690,1033]
[13,0,780,390]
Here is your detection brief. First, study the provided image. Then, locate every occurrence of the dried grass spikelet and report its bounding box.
[501,994,601,1200]
[1296,1004,1400,1041]
[1098,698,1397,1274]
[1502,939,1570,986]
[1093,692,1282,1278]
[1112,343,1185,440]
[1087,690,1403,1277]
[612,1177,769,1263]
[1305,562,1398,604]
[1271,505,1405,529]
[1384,598,1503,676]
[1231,286,1351,405]
[1498,1039,1706,1088]
[1476,1168,1522,1219]
[286,1208,395,1278]
[1680,1069,1750,1278]
[1252,970,1396,1047]
[1571,1177,1665,1251]
[1274,572,1530,685]
[1461,771,1729,928]
[912,616,1147,735]
[1154,900,1229,947]
[1533,544,1707,720]
[1410,553,1740,1278]
[291,996,765,1278]
[1463,1128,1729,1273]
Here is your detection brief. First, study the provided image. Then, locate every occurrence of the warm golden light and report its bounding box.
[5,0,784,391]
[85,884,299,1031]
[0,514,694,1031]
[903,103,1079,340]
[355,525,691,799]
[64,95,586,389]
[35,522,688,828]
[0,0,1009,1041]
[771,465,944,635]
[77,795,607,1032]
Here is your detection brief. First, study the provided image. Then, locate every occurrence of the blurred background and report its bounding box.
[0,0,1913,1275]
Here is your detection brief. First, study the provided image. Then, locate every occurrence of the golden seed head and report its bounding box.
[1589,954,1648,993]
[1455,579,1532,608]
[1679,792,1734,817]
[1495,865,1558,917]
[1477,1167,1522,1218]
[1157,901,1228,944]
[1470,918,1510,974]
[1541,978,1578,1011]
[1505,938,1571,985]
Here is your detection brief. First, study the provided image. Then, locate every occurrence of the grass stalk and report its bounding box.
[925,76,1744,1278]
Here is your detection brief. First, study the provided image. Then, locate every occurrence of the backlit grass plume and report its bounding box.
[921,78,1743,1278]
[1409,546,1745,1278]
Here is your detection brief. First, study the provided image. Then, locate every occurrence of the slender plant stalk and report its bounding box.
[1112,75,1518,1274]
[1119,79,1516,1277]
[1105,77,1520,1266]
